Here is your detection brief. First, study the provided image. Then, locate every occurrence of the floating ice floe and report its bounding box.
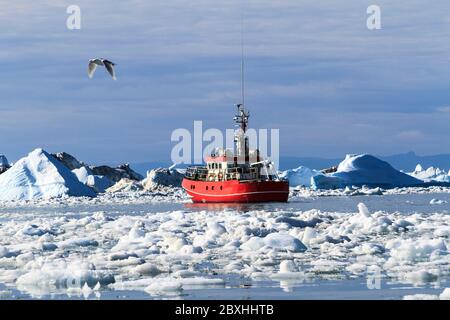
[430,198,448,205]
[0,196,448,298]
[312,154,423,190]
[0,148,96,201]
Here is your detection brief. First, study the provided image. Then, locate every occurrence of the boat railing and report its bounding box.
[185,165,269,182]
[185,166,209,181]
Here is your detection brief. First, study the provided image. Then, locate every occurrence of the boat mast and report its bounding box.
[234,7,249,133]
[233,4,250,162]
[241,8,245,108]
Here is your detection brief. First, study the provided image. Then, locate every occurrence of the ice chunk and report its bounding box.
[106,178,143,193]
[358,203,371,218]
[242,233,307,252]
[430,198,447,205]
[206,221,227,238]
[301,227,318,246]
[133,263,162,276]
[275,217,322,228]
[439,288,450,300]
[404,270,439,284]
[279,260,297,273]
[0,246,19,258]
[386,239,447,264]
[16,260,114,292]
[145,280,183,296]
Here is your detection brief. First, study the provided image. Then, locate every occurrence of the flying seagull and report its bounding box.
[88,58,117,80]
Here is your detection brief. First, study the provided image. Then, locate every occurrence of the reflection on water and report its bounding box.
[2,277,448,300]
[183,202,281,213]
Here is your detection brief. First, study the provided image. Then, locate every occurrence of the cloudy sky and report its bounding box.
[1,0,450,164]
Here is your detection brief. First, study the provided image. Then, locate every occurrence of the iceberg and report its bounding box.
[408,164,449,183]
[89,163,143,183]
[311,154,423,190]
[279,166,319,187]
[0,148,96,201]
[142,167,183,190]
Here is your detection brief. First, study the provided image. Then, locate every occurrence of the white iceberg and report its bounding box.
[408,164,449,183]
[142,167,183,190]
[0,148,96,201]
[279,166,319,187]
[311,154,423,189]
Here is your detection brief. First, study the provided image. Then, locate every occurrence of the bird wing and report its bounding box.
[104,60,116,80]
[88,61,97,78]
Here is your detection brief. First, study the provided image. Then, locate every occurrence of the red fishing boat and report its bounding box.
[182,104,289,203]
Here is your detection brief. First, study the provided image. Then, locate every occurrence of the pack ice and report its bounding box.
[312,154,423,189]
[0,200,447,299]
[0,148,95,201]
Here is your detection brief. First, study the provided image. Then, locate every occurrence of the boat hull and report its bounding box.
[182,178,289,203]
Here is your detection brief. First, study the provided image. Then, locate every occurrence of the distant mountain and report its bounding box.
[128,151,450,175]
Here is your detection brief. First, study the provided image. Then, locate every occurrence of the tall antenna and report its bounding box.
[240,6,245,106]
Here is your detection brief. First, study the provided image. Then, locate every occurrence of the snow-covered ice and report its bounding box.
[409,164,450,183]
[312,154,423,189]
[279,166,319,187]
[0,189,448,299]
[142,167,183,190]
[0,149,95,201]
